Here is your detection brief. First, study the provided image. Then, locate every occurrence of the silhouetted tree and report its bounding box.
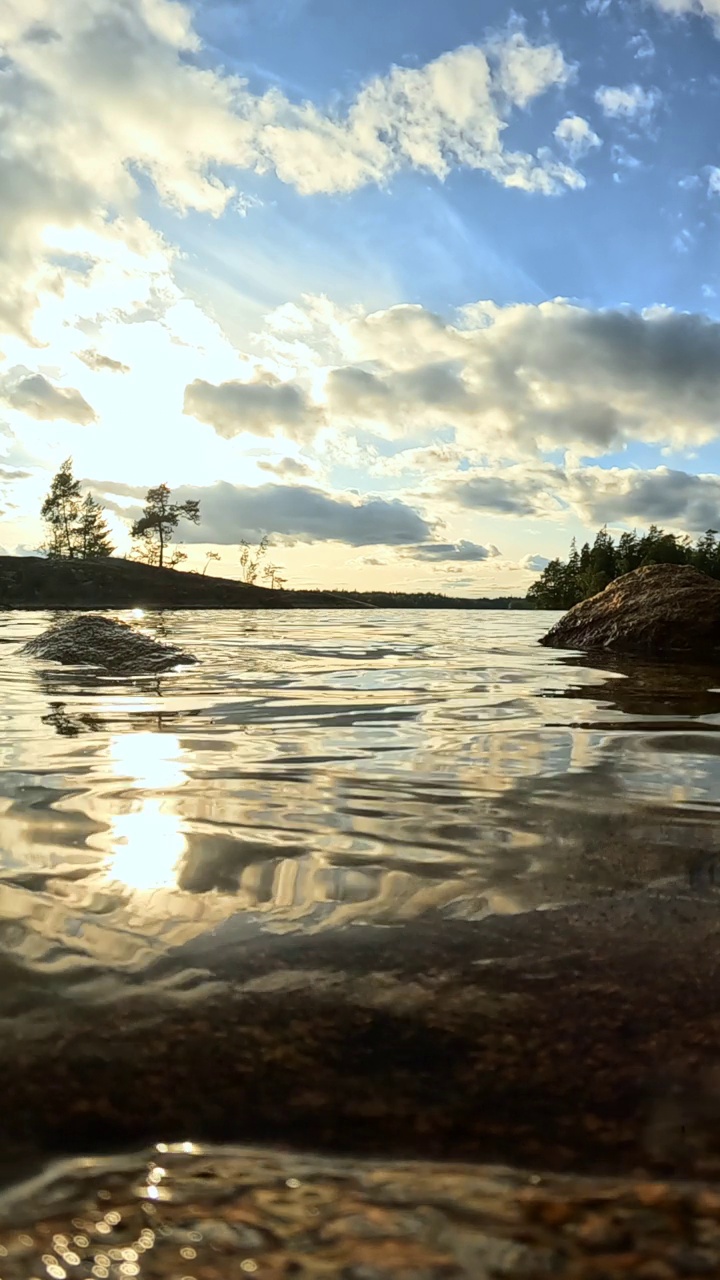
[238,536,269,584]
[78,493,114,559]
[130,484,200,569]
[41,458,82,559]
[527,524,720,608]
[41,460,114,559]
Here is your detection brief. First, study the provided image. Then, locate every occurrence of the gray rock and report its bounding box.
[23,613,197,673]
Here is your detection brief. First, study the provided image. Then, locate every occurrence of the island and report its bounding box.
[0,555,530,611]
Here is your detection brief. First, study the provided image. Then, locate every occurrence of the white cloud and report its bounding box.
[708,167,720,196]
[0,1,583,345]
[554,116,602,160]
[268,296,720,458]
[648,0,720,28]
[521,554,551,572]
[441,460,720,534]
[0,370,96,424]
[595,83,659,121]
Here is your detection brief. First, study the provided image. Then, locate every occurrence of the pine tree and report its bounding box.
[130,484,200,568]
[41,458,82,559]
[78,493,114,559]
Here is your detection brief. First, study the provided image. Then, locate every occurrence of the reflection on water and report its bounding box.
[1,607,720,997]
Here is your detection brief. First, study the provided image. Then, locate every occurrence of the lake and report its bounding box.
[3,607,720,1262]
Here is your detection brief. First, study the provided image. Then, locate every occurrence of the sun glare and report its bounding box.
[109,731,188,791]
[108,799,187,892]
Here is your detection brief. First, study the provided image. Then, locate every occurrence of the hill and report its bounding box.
[0,556,529,611]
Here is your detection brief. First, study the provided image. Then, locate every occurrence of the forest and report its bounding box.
[526,526,720,610]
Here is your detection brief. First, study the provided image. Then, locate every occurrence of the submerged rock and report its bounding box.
[540,563,720,658]
[23,613,197,673]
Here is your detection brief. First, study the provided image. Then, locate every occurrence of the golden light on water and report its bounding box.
[108,801,187,893]
[109,732,187,791]
[104,732,188,892]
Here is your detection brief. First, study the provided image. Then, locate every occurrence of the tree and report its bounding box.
[238,536,269,584]
[202,550,221,576]
[41,458,82,559]
[78,493,114,559]
[263,562,286,589]
[130,484,200,569]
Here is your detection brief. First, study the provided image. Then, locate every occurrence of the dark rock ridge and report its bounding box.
[23,614,197,673]
[540,563,720,658]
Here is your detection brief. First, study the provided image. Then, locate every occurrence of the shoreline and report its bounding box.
[0,555,531,611]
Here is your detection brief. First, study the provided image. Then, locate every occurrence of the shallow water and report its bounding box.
[3,608,720,1195]
[2,607,720,993]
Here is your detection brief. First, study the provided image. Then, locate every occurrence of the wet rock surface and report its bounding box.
[3,884,720,1179]
[23,614,197,673]
[540,564,720,658]
[2,1143,720,1279]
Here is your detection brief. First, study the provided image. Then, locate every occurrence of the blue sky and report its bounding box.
[3,0,720,592]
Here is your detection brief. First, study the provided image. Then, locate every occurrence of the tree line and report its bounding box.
[526,525,720,609]
[39,458,285,585]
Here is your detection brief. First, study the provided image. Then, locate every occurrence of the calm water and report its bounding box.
[1,606,720,1017]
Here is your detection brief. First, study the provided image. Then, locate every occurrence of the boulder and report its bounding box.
[540,563,720,658]
[23,613,197,673]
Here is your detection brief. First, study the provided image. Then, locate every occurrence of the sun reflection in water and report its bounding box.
[105,732,188,892]
[109,731,187,791]
[108,801,187,892]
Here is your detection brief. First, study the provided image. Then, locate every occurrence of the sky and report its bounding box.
[4,0,720,594]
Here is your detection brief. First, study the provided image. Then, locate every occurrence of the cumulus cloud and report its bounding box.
[554,116,602,160]
[0,2,584,340]
[568,464,720,531]
[184,375,317,440]
[76,350,130,374]
[595,84,659,121]
[117,480,436,546]
[521,554,552,572]
[0,371,96,424]
[442,465,565,517]
[400,540,501,562]
[440,460,720,535]
[297,297,720,457]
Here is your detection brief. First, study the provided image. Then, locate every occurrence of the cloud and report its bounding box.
[554,116,602,160]
[441,460,720,535]
[76,350,130,374]
[442,465,565,517]
[629,32,656,59]
[647,1,720,29]
[568,464,720,531]
[257,456,314,478]
[118,480,436,546]
[520,554,551,572]
[184,375,317,440]
[297,297,720,457]
[595,84,659,121]
[0,372,96,424]
[400,540,501,562]
[0,3,584,341]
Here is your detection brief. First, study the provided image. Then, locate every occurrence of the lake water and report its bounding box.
[3,608,720,1217]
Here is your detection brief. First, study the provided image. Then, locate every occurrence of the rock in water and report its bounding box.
[23,613,197,673]
[540,563,720,658]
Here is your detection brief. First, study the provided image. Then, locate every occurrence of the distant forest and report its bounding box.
[526,526,720,610]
